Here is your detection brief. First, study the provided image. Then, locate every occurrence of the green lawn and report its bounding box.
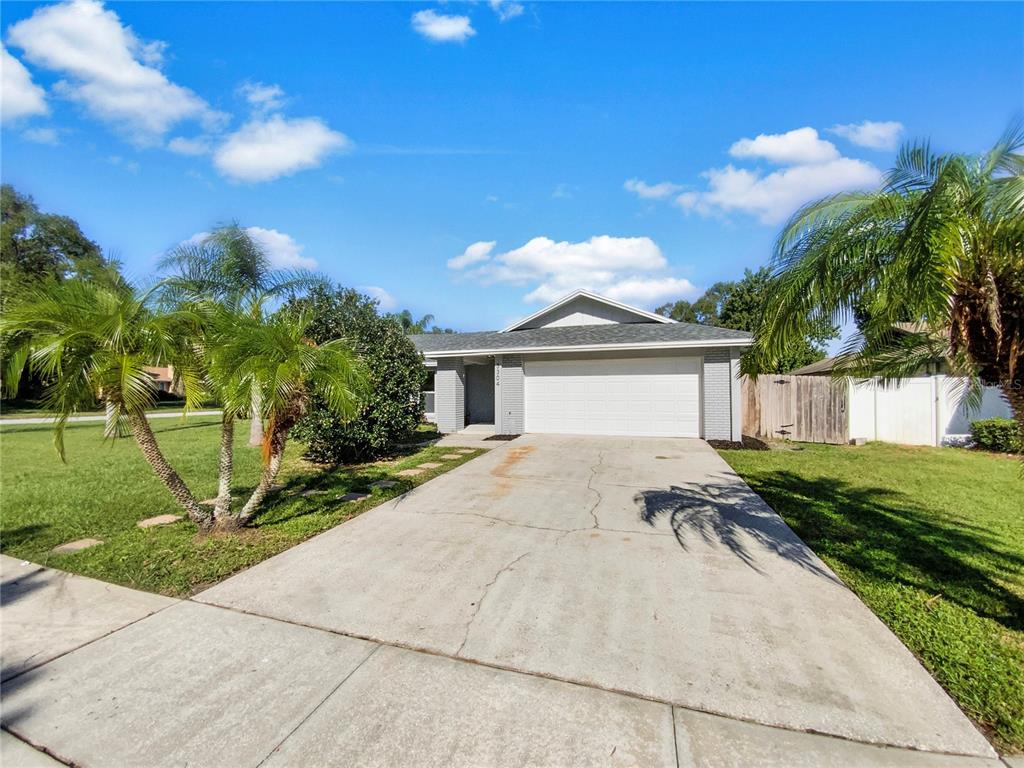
[0,417,478,596]
[718,441,1023,752]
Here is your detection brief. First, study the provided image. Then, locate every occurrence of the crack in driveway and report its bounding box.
[585,450,605,529]
[455,550,532,657]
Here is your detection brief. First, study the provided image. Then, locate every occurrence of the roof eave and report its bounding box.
[420,337,752,358]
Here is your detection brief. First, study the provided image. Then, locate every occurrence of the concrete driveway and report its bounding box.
[2,435,998,766]
[198,434,991,756]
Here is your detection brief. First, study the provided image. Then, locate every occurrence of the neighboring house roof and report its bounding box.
[789,354,947,376]
[500,289,674,332]
[411,321,752,357]
[789,357,840,376]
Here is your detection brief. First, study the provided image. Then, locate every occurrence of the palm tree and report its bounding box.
[748,127,1024,434]
[159,225,324,446]
[394,309,435,334]
[1,279,213,526]
[208,310,367,528]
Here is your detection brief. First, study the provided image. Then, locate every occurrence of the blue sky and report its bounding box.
[1,1,1021,331]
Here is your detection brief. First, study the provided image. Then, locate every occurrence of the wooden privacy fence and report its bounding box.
[741,375,849,444]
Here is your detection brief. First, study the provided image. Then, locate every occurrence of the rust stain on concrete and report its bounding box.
[488,445,536,500]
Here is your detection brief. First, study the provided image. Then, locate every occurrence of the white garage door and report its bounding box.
[524,357,700,437]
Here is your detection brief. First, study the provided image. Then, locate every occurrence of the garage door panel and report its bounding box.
[524,357,700,438]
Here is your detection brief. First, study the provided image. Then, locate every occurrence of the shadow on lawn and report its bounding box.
[1,524,49,551]
[244,463,416,528]
[746,471,1024,633]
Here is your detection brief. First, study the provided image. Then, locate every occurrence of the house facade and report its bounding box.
[410,290,752,440]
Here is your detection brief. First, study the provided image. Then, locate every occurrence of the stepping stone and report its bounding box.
[396,468,424,477]
[338,492,369,503]
[417,462,443,469]
[455,449,475,454]
[370,480,397,489]
[51,538,103,555]
[137,514,182,529]
[440,454,463,460]
[300,489,329,497]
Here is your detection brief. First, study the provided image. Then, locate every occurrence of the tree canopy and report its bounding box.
[747,126,1023,433]
[657,267,835,372]
[1,184,120,292]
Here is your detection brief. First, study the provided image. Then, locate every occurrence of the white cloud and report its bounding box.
[168,136,210,156]
[411,10,476,43]
[450,235,697,308]
[601,277,699,307]
[213,114,351,183]
[830,120,904,150]
[245,226,316,269]
[108,154,139,173]
[729,127,839,165]
[239,81,285,114]
[654,125,885,225]
[448,240,497,269]
[358,285,396,311]
[676,157,882,225]
[623,178,683,200]
[185,226,316,270]
[7,0,219,144]
[1,46,48,123]
[551,182,574,199]
[22,126,59,144]
[490,0,524,22]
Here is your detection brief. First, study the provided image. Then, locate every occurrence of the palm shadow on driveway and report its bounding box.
[634,478,842,583]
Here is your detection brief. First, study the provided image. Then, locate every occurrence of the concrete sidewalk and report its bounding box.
[0,410,221,426]
[0,559,1002,767]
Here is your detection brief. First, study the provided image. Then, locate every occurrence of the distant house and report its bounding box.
[410,290,752,439]
[790,355,945,377]
[143,366,182,396]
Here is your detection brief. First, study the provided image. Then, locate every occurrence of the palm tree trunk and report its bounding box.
[235,413,296,526]
[127,411,211,528]
[236,445,285,526]
[213,414,234,520]
[1001,379,1024,448]
[104,402,117,438]
[248,386,264,446]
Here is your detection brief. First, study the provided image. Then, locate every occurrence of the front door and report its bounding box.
[465,363,495,424]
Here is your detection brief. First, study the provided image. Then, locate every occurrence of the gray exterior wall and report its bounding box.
[702,349,733,441]
[729,347,743,441]
[495,355,524,434]
[435,358,466,434]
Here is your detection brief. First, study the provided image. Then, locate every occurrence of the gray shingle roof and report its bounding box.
[410,322,751,355]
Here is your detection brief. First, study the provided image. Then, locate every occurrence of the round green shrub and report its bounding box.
[286,286,426,463]
[969,417,1023,454]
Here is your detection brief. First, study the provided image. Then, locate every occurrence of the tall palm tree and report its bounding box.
[394,309,435,334]
[208,310,367,528]
[748,127,1024,434]
[1,279,213,526]
[159,225,325,446]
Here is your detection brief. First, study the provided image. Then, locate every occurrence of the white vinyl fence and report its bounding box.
[848,376,1012,447]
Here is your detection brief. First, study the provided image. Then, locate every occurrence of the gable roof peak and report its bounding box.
[501,289,675,332]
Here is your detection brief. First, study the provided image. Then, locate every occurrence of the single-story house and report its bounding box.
[410,290,752,440]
